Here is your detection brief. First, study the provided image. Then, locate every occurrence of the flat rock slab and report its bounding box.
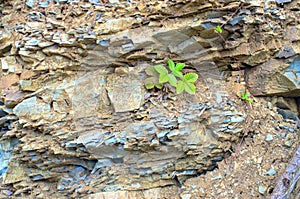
[246,58,300,97]
[106,74,143,113]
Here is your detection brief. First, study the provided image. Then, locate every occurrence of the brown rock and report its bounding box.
[0,74,19,89]
[286,25,300,42]
[20,70,36,80]
[4,88,26,108]
[245,58,300,97]
[87,187,180,199]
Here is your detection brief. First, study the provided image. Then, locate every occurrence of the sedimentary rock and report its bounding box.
[0,0,299,198]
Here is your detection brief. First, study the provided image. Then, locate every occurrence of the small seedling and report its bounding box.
[215,25,223,34]
[144,60,198,95]
[144,66,163,89]
[241,91,253,103]
[176,73,198,94]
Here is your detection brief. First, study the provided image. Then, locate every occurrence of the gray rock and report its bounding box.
[266,168,277,176]
[229,16,245,26]
[26,0,35,7]
[277,46,297,58]
[275,0,292,4]
[0,139,19,179]
[13,96,51,120]
[277,109,299,121]
[92,159,113,174]
[286,25,300,42]
[230,116,244,123]
[258,185,267,195]
[246,58,300,97]
[0,108,8,118]
[265,134,273,141]
[106,74,144,113]
[153,29,190,49]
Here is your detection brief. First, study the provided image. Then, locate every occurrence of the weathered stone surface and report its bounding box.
[0,139,18,181]
[0,0,299,198]
[13,96,51,121]
[106,73,144,113]
[286,25,300,42]
[87,187,181,199]
[0,74,19,89]
[245,58,300,97]
[0,29,12,55]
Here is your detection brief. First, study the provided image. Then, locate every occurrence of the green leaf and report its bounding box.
[184,82,196,94]
[155,83,163,89]
[172,70,184,79]
[247,98,253,103]
[168,74,177,87]
[215,25,223,33]
[144,77,154,89]
[175,63,185,71]
[176,81,185,94]
[159,72,169,83]
[168,60,175,71]
[245,92,250,98]
[155,65,168,74]
[184,73,198,83]
[145,66,159,77]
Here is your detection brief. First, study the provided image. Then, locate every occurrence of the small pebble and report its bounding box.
[266,168,277,176]
[265,134,273,141]
[258,185,267,195]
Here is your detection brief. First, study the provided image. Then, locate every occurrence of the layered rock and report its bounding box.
[0,0,299,198]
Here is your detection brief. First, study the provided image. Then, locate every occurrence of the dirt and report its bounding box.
[180,72,300,199]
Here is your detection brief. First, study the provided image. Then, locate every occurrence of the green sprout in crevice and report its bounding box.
[241,91,253,103]
[144,60,198,95]
[214,25,223,34]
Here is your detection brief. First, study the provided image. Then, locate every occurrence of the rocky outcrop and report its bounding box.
[0,0,299,198]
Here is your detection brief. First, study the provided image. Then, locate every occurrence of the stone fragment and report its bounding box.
[0,74,19,89]
[19,80,40,92]
[286,25,300,42]
[26,0,35,8]
[71,71,111,122]
[258,185,267,195]
[243,50,270,66]
[277,46,297,58]
[0,58,9,72]
[87,187,181,199]
[106,74,143,112]
[95,18,139,34]
[153,29,190,48]
[3,159,26,184]
[0,109,8,118]
[277,109,299,120]
[4,88,26,108]
[265,134,273,141]
[20,70,36,80]
[0,139,18,181]
[275,0,292,4]
[13,96,51,121]
[229,16,245,26]
[246,58,300,97]
[266,168,277,176]
[1,57,22,74]
[0,30,13,55]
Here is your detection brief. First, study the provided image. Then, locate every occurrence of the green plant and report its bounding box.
[144,60,198,94]
[215,25,223,34]
[241,91,253,103]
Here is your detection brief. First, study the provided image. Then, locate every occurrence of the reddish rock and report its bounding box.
[4,86,26,108]
[20,70,36,80]
[0,74,19,89]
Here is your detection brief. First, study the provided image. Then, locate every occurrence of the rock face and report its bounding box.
[245,57,300,97]
[0,0,299,198]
